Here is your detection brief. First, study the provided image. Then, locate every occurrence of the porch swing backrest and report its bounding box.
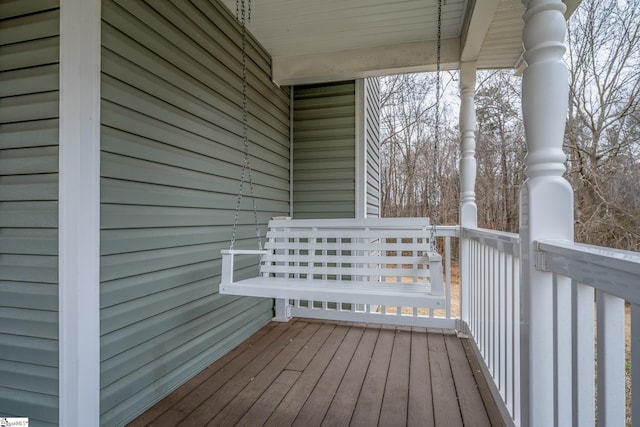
[219,217,444,308]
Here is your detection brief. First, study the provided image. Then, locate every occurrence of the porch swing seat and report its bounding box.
[219,217,445,309]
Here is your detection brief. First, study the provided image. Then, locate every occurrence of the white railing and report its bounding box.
[463,227,521,425]
[287,226,460,328]
[257,221,639,425]
[534,239,640,426]
[456,229,640,427]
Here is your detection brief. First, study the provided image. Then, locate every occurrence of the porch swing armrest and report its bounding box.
[425,251,442,263]
[426,251,444,297]
[220,249,270,285]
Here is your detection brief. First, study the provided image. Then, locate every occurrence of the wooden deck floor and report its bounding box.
[128,318,504,427]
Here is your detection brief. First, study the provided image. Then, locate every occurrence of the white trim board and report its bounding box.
[58,0,101,424]
[355,79,366,219]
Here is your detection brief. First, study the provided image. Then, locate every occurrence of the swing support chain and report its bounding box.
[430,0,443,252]
[230,0,262,251]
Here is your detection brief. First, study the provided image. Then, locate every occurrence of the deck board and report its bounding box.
[408,326,434,427]
[461,337,508,427]
[235,369,301,426]
[206,322,322,426]
[320,324,380,427]
[128,318,504,427]
[428,329,464,427]
[127,322,279,427]
[292,324,365,426]
[175,321,308,426]
[350,325,395,426]
[379,326,411,426]
[445,334,492,427]
[146,322,292,427]
[264,324,350,426]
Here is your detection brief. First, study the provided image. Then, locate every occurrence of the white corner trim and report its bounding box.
[59,0,101,425]
[355,79,366,219]
[289,88,295,217]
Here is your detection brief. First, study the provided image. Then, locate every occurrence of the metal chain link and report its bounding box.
[231,0,262,250]
[430,0,443,252]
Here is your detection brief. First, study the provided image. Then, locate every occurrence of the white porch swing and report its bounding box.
[219,0,446,317]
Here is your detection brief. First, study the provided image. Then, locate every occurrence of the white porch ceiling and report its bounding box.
[220,0,581,85]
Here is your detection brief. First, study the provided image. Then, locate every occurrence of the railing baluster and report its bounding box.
[445,236,451,319]
[470,239,475,334]
[513,253,521,426]
[596,290,626,426]
[554,272,572,426]
[632,303,640,427]
[505,252,514,416]
[572,280,594,427]
[462,227,521,426]
[496,249,501,392]
[499,250,506,401]
[492,246,498,383]
[473,239,478,336]
[470,239,475,333]
[484,245,490,360]
[489,246,495,376]
[489,248,500,380]
[476,241,481,349]
[482,247,493,362]
[476,239,480,338]
[481,242,487,358]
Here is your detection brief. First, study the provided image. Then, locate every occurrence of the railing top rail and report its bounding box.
[462,226,519,242]
[433,225,460,237]
[268,218,460,237]
[462,227,520,255]
[536,239,640,303]
[268,217,431,229]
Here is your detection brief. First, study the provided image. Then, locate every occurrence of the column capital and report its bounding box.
[459,61,477,90]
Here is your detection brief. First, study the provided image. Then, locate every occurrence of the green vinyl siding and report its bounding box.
[0,2,60,426]
[293,81,356,218]
[100,1,290,425]
[365,77,381,218]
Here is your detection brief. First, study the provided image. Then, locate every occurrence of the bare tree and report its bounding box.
[475,71,525,233]
[380,72,459,222]
[379,0,640,250]
[565,0,640,249]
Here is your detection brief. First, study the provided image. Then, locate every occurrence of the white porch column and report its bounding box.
[459,61,477,328]
[519,1,573,426]
[59,0,101,425]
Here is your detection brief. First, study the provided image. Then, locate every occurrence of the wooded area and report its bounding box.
[380,0,640,251]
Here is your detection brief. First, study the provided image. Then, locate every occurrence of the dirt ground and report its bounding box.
[379,261,460,317]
